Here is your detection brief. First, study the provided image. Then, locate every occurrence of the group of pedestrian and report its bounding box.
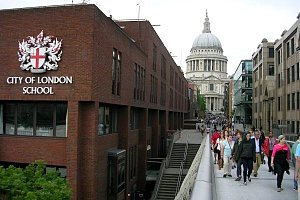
[212,127,294,192]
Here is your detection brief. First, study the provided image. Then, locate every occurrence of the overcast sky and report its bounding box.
[1,0,299,75]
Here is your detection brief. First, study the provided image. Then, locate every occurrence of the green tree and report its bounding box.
[0,160,71,200]
[197,90,206,115]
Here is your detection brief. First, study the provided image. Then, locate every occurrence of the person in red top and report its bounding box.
[211,129,221,164]
[263,131,278,172]
[271,135,291,192]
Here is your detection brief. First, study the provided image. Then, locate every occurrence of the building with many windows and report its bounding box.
[0,4,188,200]
[232,60,253,128]
[186,11,229,114]
[252,39,275,132]
[273,13,300,136]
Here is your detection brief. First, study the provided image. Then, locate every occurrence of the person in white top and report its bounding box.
[216,131,226,170]
[221,134,235,177]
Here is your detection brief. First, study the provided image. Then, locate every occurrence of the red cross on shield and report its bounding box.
[30,47,46,69]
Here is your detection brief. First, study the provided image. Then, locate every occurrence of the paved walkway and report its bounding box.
[214,157,298,200]
[175,129,207,144]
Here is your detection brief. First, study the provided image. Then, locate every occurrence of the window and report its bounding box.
[292,93,295,110]
[161,55,166,80]
[112,49,121,95]
[268,47,274,58]
[278,97,281,111]
[260,85,262,95]
[150,75,158,104]
[268,65,274,76]
[160,82,166,106]
[292,65,295,82]
[291,38,295,55]
[153,44,157,71]
[209,84,214,91]
[259,64,262,79]
[297,92,300,109]
[170,67,174,86]
[133,63,145,101]
[277,50,281,65]
[0,102,67,137]
[297,121,300,133]
[98,105,119,135]
[287,42,290,58]
[287,94,290,110]
[292,121,295,133]
[277,73,281,87]
[297,63,300,80]
[287,68,290,84]
[130,108,140,130]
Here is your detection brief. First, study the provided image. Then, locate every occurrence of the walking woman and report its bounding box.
[216,131,226,170]
[232,130,243,181]
[221,134,234,177]
[237,132,255,185]
[271,135,291,192]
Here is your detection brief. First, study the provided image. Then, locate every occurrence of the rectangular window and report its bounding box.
[287,94,290,110]
[291,38,295,55]
[268,65,274,76]
[260,85,262,95]
[297,63,300,80]
[209,84,214,91]
[277,50,281,65]
[153,44,157,71]
[259,65,262,79]
[0,102,67,137]
[160,82,166,106]
[277,74,280,87]
[292,121,295,133]
[292,93,295,110]
[98,106,119,135]
[297,92,300,109]
[297,121,300,133]
[36,104,54,136]
[287,42,290,58]
[161,55,166,80]
[278,97,281,111]
[268,47,274,58]
[133,63,145,101]
[287,68,290,84]
[292,65,295,82]
[112,49,122,95]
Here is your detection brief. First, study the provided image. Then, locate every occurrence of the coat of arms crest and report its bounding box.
[17,30,62,73]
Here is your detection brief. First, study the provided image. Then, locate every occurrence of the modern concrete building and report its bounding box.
[273,13,300,136]
[252,39,275,132]
[186,11,229,114]
[232,60,253,128]
[0,4,188,200]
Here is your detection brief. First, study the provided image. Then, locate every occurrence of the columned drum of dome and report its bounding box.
[186,10,229,114]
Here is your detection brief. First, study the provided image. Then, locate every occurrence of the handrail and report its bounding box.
[150,130,180,200]
[166,130,181,168]
[175,135,189,196]
[175,135,206,200]
[150,160,166,200]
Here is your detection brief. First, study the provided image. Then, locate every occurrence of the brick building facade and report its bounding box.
[0,4,188,200]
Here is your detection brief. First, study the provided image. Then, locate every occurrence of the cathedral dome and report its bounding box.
[192,33,222,50]
[191,10,223,51]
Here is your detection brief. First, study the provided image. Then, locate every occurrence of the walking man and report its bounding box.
[252,130,263,177]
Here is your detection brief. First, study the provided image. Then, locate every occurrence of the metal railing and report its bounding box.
[150,130,181,200]
[175,135,189,196]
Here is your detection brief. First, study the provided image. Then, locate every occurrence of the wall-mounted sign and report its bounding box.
[17,30,62,73]
[5,31,72,95]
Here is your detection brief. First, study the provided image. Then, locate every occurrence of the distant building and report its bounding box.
[0,4,188,200]
[252,39,275,132]
[186,11,229,114]
[273,13,300,136]
[232,60,253,128]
